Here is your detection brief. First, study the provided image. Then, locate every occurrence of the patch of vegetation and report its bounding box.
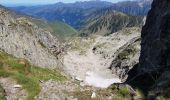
[109,85,142,100]
[135,88,145,99]
[69,89,113,100]
[31,67,66,81]
[118,86,130,97]
[70,90,92,100]
[38,40,46,48]
[49,21,79,37]
[0,85,6,100]
[94,42,107,49]
[0,51,67,99]
[34,20,79,41]
[121,27,141,35]
[8,21,17,29]
[69,86,136,100]
[118,44,137,60]
[14,73,40,100]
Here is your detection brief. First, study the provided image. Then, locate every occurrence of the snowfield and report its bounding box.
[85,71,122,88]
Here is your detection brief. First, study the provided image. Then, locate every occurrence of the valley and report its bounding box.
[64,27,141,88]
[0,0,170,100]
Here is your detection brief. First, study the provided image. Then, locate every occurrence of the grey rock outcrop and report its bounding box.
[92,27,141,81]
[0,6,62,69]
[110,38,140,81]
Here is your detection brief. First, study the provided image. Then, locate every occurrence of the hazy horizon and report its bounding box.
[0,0,134,7]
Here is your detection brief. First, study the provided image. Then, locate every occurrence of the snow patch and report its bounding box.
[85,71,122,88]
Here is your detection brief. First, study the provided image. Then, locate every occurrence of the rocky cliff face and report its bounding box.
[0,6,62,69]
[91,27,141,82]
[139,0,170,74]
[126,0,170,98]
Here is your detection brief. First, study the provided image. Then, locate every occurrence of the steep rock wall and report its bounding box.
[139,0,170,73]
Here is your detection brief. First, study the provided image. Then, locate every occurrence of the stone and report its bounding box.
[91,92,96,99]
[13,85,22,88]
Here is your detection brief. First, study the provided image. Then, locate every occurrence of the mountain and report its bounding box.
[10,0,152,32]
[79,0,152,36]
[2,0,169,99]
[0,5,63,69]
[11,1,113,29]
[32,20,79,40]
[80,8,144,36]
[0,4,143,100]
[110,0,152,16]
[126,0,170,98]
[11,0,152,30]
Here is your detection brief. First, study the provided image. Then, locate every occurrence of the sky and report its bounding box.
[0,0,129,6]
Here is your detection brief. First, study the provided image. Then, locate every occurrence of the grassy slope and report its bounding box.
[49,21,79,37]
[34,20,79,40]
[0,51,66,100]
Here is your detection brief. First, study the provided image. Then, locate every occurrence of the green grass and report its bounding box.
[118,87,130,96]
[68,85,136,100]
[0,85,6,100]
[69,89,113,100]
[31,67,66,81]
[118,44,137,60]
[14,73,40,100]
[48,21,79,38]
[0,51,67,99]
[34,20,79,40]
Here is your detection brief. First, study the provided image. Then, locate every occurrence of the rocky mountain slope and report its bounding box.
[0,5,62,69]
[0,50,66,99]
[2,0,168,99]
[64,27,141,87]
[80,9,143,36]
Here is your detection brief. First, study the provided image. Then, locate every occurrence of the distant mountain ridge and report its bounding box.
[11,1,113,29]
[80,9,144,36]
[9,0,152,34]
[110,0,152,16]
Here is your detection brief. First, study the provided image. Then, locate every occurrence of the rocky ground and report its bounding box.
[0,26,142,100]
[63,27,141,88]
[0,4,143,100]
[0,6,62,69]
[0,78,27,100]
